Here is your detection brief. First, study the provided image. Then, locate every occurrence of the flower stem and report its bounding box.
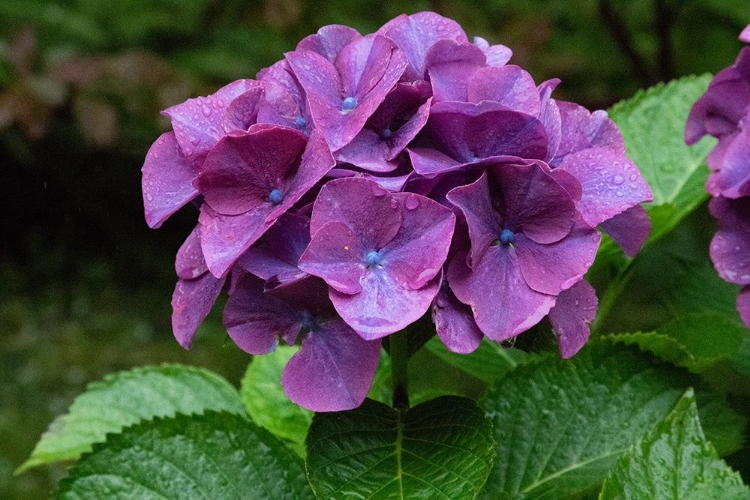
[390,329,409,409]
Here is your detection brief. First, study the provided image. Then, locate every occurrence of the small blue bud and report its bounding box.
[342,97,357,111]
[268,189,284,205]
[500,228,515,246]
[365,250,382,267]
[380,128,393,140]
[294,115,306,128]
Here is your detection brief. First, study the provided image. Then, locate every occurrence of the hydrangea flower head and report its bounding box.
[143,12,653,411]
[687,25,750,329]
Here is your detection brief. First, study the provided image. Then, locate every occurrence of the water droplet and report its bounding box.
[371,184,387,197]
[615,190,623,197]
[202,105,212,117]
[390,198,398,209]
[612,174,625,185]
[629,173,638,181]
[405,195,420,210]
[341,97,357,112]
[146,193,153,201]
[190,135,200,145]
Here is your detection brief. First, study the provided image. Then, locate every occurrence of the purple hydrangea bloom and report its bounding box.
[143,11,654,410]
[299,177,455,339]
[687,25,750,329]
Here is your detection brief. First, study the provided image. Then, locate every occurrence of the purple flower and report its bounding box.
[286,34,407,151]
[446,162,600,341]
[196,126,334,277]
[224,275,381,411]
[709,196,750,329]
[298,177,455,339]
[548,279,598,358]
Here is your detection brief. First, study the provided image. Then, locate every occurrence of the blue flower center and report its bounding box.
[380,128,393,140]
[268,189,284,205]
[301,313,318,332]
[342,97,357,112]
[499,229,515,246]
[365,250,382,267]
[294,115,306,128]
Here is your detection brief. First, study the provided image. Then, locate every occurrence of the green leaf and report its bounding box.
[17,364,245,473]
[609,74,716,243]
[240,347,312,457]
[479,343,743,499]
[55,411,314,500]
[306,396,495,500]
[423,336,530,385]
[600,389,750,500]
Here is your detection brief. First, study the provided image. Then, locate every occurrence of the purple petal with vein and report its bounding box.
[473,36,512,67]
[172,272,226,349]
[142,132,198,228]
[282,318,381,412]
[548,280,598,358]
[599,205,651,257]
[432,283,483,354]
[709,196,750,285]
[425,40,486,102]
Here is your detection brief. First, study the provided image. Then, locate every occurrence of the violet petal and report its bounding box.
[176,225,208,280]
[142,132,198,228]
[171,272,226,349]
[709,196,750,285]
[432,283,484,354]
[282,318,381,412]
[468,65,541,115]
[298,221,365,295]
[599,205,651,257]
[548,279,598,358]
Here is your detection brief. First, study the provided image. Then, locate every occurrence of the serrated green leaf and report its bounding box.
[609,74,716,243]
[479,343,744,499]
[240,347,312,457]
[17,364,245,473]
[55,411,314,500]
[306,396,495,500]
[600,389,750,500]
[423,336,529,385]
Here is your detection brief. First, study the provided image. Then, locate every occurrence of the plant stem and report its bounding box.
[390,329,410,409]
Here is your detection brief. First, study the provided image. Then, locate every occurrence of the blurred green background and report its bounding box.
[1,0,748,498]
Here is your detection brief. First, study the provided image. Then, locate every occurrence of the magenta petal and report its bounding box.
[198,126,308,216]
[296,24,362,62]
[558,147,652,227]
[378,12,468,80]
[548,280,598,358]
[335,129,399,172]
[331,270,442,340]
[709,196,750,285]
[489,162,576,244]
[171,272,226,349]
[380,193,455,290]
[408,147,463,176]
[427,101,548,162]
[425,40,486,102]
[516,223,600,295]
[239,212,311,280]
[432,284,483,354]
[449,249,555,341]
[310,177,402,250]
[738,286,750,328]
[223,275,300,355]
[473,36,512,67]
[222,84,264,132]
[713,126,750,198]
[141,132,198,228]
[468,65,541,115]
[162,79,256,163]
[282,319,381,412]
[741,26,750,44]
[298,221,365,295]
[176,225,208,280]
[553,102,625,164]
[446,173,502,267]
[599,205,651,257]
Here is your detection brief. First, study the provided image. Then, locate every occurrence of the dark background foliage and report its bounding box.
[1,0,748,498]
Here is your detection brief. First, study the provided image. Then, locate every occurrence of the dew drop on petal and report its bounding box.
[612,174,625,185]
[405,195,420,210]
[202,105,212,117]
[372,184,387,197]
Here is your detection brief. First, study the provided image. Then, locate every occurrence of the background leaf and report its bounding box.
[306,396,495,500]
[55,411,314,500]
[479,343,745,499]
[600,389,750,500]
[240,347,312,457]
[17,364,245,473]
[608,74,715,244]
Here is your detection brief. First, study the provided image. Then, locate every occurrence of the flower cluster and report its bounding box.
[686,25,750,329]
[143,12,652,411]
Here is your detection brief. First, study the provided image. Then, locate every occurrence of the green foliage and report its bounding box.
[478,344,745,499]
[240,347,312,457]
[17,364,245,473]
[608,74,715,245]
[600,390,750,500]
[305,396,495,500]
[55,411,314,500]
